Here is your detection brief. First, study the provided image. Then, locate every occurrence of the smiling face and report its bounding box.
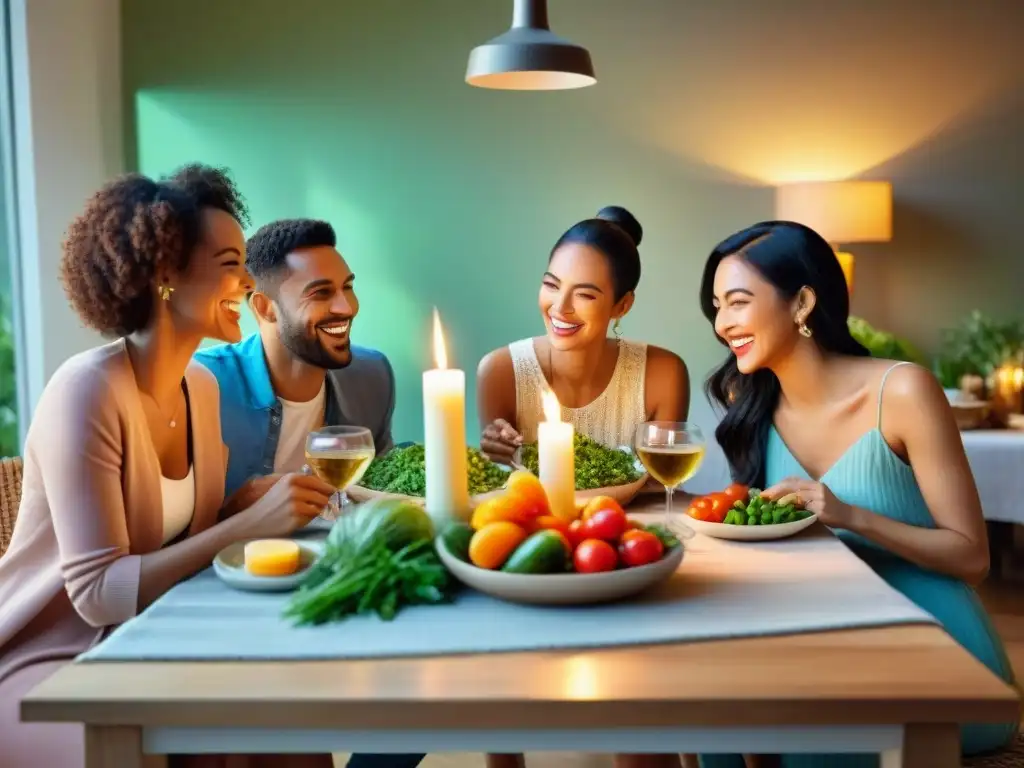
[539,242,631,351]
[711,253,811,374]
[167,208,252,343]
[264,245,358,369]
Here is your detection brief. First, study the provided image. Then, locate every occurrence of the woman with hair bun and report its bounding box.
[478,205,690,463]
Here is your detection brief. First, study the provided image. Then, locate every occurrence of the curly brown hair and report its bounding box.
[59,163,249,337]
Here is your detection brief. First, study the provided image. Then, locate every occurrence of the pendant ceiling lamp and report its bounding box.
[466,0,596,91]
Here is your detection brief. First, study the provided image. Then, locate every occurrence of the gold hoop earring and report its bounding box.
[798,322,812,338]
[158,284,174,301]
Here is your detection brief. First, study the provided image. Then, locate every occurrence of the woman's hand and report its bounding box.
[762,477,855,529]
[232,473,336,539]
[220,473,282,518]
[480,418,523,464]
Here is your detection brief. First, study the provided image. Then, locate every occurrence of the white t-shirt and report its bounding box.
[273,382,327,473]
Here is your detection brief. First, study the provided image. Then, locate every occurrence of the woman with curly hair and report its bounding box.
[0,165,337,767]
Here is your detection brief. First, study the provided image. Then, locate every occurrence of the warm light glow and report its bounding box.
[432,308,447,370]
[542,390,562,423]
[562,655,601,700]
[774,181,893,244]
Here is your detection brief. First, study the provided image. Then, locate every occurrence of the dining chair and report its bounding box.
[0,455,23,557]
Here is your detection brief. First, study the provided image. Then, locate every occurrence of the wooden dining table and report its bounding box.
[20,496,1021,768]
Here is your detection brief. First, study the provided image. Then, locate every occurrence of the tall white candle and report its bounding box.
[538,390,576,522]
[423,308,470,527]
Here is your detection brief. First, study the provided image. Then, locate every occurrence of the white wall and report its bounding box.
[7,0,122,442]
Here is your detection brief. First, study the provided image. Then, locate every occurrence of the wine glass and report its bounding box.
[634,421,706,537]
[304,426,375,521]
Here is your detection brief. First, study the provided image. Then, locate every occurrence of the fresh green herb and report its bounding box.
[283,498,456,625]
[518,433,641,490]
[360,443,508,497]
[642,523,680,550]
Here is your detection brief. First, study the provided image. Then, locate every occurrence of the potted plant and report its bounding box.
[933,311,1024,398]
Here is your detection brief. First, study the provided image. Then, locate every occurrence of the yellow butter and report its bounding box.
[244,539,300,577]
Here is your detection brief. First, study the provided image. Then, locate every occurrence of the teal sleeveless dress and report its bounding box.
[699,362,1019,768]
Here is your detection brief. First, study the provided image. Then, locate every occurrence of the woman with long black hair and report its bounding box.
[694,221,1017,767]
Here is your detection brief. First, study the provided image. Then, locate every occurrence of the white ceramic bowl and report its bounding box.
[350,446,649,511]
[213,540,324,593]
[435,536,684,606]
[682,513,818,541]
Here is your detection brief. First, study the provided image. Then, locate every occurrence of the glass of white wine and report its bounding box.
[304,425,375,521]
[634,421,706,536]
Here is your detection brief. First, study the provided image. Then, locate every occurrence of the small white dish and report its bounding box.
[213,540,324,593]
[436,537,684,606]
[683,513,818,541]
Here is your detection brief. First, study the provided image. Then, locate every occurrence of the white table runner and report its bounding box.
[79,522,936,663]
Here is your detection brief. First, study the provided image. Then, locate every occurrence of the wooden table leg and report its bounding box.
[84,725,146,768]
[881,723,959,768]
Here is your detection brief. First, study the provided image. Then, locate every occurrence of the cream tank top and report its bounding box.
[508,338,648,448]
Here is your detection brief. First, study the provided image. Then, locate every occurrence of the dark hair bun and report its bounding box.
[596,205,642,247]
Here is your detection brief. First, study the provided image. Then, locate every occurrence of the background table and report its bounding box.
[962,430,1024,525]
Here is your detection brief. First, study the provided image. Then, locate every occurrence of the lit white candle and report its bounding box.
[423,309,470,526]
[538,390,576,522]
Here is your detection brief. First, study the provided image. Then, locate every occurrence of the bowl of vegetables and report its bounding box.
[347,443,512,508]
[684,484,818,541]
[513,434,649,507]
[434,471,683,605]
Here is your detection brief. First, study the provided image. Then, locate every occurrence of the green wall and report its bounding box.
[122,0,1024,444]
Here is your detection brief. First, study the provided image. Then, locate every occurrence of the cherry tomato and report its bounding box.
[567,519,587,549]
[721,483,749,506]
[618,530,665,567]
[691,497,711,512]
[581,495,627,522]
[686,504,711,521]
[580,507,628,541]
[573,539,619,573]
[705,493,731,523]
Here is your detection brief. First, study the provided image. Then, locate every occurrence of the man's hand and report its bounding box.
[221,473,283,518]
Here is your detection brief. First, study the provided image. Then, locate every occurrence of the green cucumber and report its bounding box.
[440,523,474,563]
[501,530,570,574]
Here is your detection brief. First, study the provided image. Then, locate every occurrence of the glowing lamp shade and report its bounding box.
[466,0,596,91]
[774,181,893,293]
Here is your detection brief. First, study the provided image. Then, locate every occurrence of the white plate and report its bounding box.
[682,513,818,541]
[213,540,324,592]
[435,536,684,606]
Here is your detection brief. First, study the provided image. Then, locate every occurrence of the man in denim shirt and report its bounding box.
[196,219,423,768]
[197,218,396,502]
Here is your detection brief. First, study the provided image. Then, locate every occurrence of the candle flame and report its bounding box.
[542,389,562,423]
[432,308,447,370]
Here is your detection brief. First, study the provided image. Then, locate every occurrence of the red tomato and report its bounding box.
[567,520,586,549]
[721,483,749,506]
[686,504,711,521]
[705,493,731,523]
[581,495,627,522]
[580,507,628,542]
[573,539,619,573]
[618,530,665,567]
[691,497,711,512]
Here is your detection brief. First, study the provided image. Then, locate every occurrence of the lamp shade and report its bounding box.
[466,0,596,91]
[774,181,893,244]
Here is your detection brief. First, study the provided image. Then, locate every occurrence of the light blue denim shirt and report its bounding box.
[195,334,395,499]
